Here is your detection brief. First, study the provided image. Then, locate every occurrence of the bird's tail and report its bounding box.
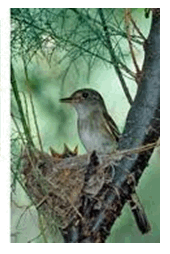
[129,192,151,234]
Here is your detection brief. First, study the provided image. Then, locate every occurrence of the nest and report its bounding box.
[21,141,158,237]
[21,146,118,233]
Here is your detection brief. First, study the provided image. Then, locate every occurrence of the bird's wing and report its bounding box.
[103,112,120,142]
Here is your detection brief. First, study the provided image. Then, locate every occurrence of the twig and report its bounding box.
[21,92,31,130]
[22,56,43,152]
[11,113,26,147]
[36,195,49,209]
[117,140,159,157]
[130,16,146,41]
[12,13,136,80]
[98,8,133,105]
[124,9,141,79]
[11,64,35,148]
[29,92,44,152]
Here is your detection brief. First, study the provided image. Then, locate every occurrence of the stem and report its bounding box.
[98,8,133,105]
[11,63,35,148]
[124,9,141,75]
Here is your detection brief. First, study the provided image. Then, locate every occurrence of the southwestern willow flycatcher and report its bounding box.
[60,88,151,234]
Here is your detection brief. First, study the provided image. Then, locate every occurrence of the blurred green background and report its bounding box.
[11,8,159,243]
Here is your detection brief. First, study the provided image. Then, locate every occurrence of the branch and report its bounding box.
[124,9,141,82]
[11,10,136,81]
[130,16,146,41]
[98,8,133,105]
[11,64,35,148]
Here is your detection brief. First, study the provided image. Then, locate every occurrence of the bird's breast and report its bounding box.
[78,117,117,153]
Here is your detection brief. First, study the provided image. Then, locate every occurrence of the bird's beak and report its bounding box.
[60,96,82,104]
[60,96,74,103]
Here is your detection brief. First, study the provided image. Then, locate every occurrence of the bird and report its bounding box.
[60,88,119,154]
[60,88,151,234]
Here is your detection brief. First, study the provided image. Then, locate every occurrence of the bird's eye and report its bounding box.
[82,92,88,99]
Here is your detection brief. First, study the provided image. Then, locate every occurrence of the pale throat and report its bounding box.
[74,103,99,119]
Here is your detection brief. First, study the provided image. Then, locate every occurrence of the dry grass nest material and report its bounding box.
[22,148,87,229]
[21,141,159,231]
[22,148,116,229]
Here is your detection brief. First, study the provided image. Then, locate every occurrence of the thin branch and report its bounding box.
[98,8,133,105]
[70,8,106,47]
[21,55,44,152]
[124,9,141,78]
[11,64,35,148]
[70,8,136,78]
[72,8,143,45]
[21,92,31,130]
[11,113,26,147]
[29,92,44,152]
[12,12,136,80]
[130,16,146,41]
